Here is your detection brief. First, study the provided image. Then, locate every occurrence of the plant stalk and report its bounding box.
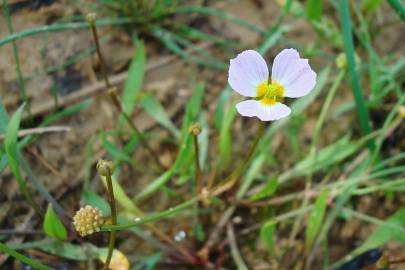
[104,168,117,270]
[87,14,165,170]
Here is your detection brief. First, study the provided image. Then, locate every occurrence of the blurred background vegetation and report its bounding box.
[0,0,404,269]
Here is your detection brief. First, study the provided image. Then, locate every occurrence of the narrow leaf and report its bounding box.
[140,93,180,138]
[260,220,276,257]
[122,42,145,115]
[305,190,329,249]
[250,177,278,201]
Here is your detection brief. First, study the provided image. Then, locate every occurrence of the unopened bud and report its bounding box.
[86,13,97,24]
[96,160,114,177]
[73,205,104,237]
[189,123,201,135]
[336,53,347,69]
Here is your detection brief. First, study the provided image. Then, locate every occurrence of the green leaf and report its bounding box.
[140,93,180,138]
[249,177,278,201]
[290,136,360,177]
[4,104,28,199]
[305,190,329,249]
[100,173,142,216]
[260,220,276,257]
[100,132,133,165]
[356,208,405,253]
[339,0,374,150]
[83,191,110,216]
[43,204,67,240]
[132,252,162,270]
[39,241,100,261]
[122,42,145,115]
[362,0,384,12]
[306,0,323,21]
[218,106,237,169]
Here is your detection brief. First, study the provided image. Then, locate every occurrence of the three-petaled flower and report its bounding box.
[228,49,317,121]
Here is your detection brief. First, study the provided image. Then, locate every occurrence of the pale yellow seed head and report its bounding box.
[189,123,202,135]
[86,13,97,24]
[73,205,104,237]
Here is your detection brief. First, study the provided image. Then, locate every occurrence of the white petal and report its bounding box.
[271,48,317,98]
[271,48,300,82]
[228,50,269,97]
[236,100,291,121]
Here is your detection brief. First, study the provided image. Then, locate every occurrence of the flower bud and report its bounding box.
[73,205,104,237]
[188,123,201,136]
[86,13,97,24]
[336,53,347,69]
[96,160,114,177]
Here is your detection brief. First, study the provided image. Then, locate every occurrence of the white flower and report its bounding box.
[228,49,317,121]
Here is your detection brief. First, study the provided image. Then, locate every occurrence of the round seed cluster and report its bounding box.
[73,205,104,237]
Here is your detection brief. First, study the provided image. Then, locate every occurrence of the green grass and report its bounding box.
[0,0,404,269]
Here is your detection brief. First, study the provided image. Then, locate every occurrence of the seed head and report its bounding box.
[73,205,104,237]
[96,160,114,177]
[86,13,97,24]
[189,123,201,135]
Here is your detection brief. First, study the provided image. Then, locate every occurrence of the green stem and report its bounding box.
[0,18,132,47]
[104,169,117,270]
[387,0,405,22]
[339,0,375,151]
[102,197,197,231]
[0,242,53,270]
[192,133,203,195]
[2,0,31,118]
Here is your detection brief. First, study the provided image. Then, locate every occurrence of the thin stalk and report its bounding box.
[192,131,203,195]
[2,0,31,118]
[100,180,200,265]
[212,121,265,195]
[339,0,375,151]
[87,15,165,170]
[104,168,117,270]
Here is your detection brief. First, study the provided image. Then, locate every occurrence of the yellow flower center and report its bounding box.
[256,80,285,106]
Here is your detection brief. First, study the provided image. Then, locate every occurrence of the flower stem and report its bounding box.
[87,14,165,170]
[192,131,203,196]
[213,120,265,195]
[103,168,117,270]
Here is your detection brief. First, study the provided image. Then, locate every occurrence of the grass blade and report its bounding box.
[339,0,375,150]
[122,41,145,115]
[140,93,180,138]
[4,104,38,212]
[306,0,323,21]
[305,190,329,250]
[387,0,405,22]
[0,242,53,270]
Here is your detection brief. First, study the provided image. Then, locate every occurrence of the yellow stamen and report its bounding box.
[256,80,285,106]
